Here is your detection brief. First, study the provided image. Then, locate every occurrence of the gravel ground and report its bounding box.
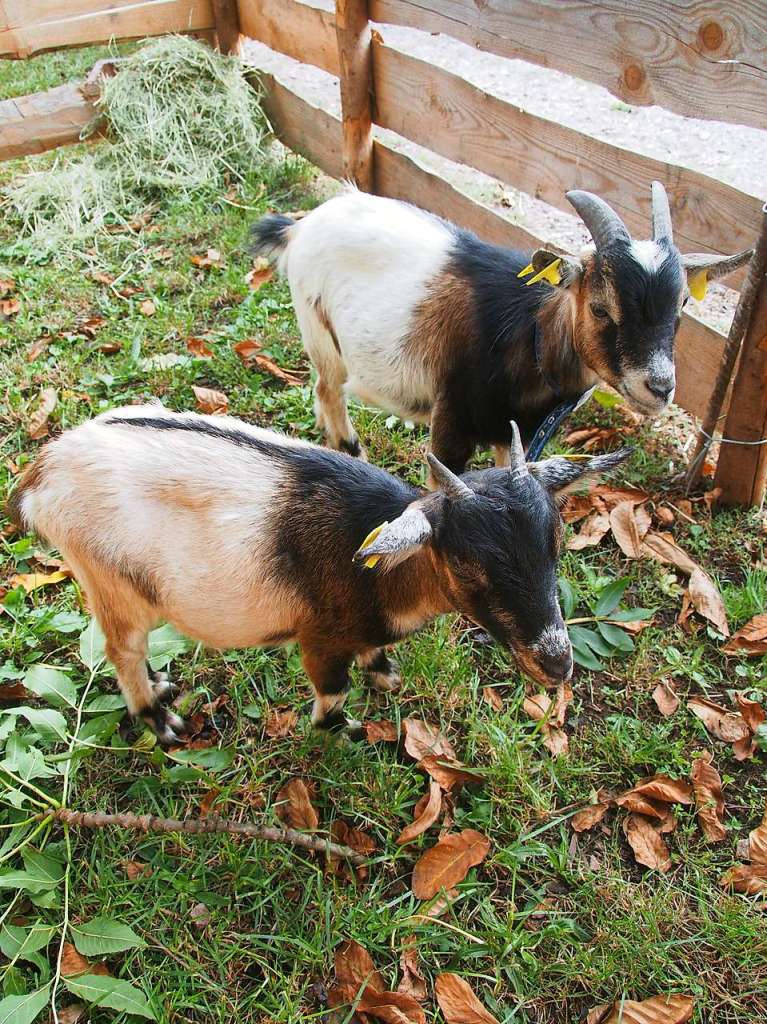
[245,15,767,333]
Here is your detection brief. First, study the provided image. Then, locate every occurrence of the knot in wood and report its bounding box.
[623,63,646,93]
[698,21,725,52]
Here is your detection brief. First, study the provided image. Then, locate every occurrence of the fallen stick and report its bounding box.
[37,807,368,865]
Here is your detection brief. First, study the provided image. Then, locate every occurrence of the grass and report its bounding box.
[1,46,766,1024]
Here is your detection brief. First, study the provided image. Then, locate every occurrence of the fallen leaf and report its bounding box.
[364,720,399,743]
[192,385,228,414]
[26,338,48,361]
[523,688,570,755]
[56,1004,88,1024]
[1,297,20,316]
[724,613,767,656]
[60,941,110,978]
[191,248,224,269]
[652,681,679,716]
[434,973,499,1024]
[587,993,694,1024]
[397,936,427,1002]
[10,570,69,592]
[246,256,274,290]
[561,493,600,524]
[328,820,376,882]
[589,484,649,508]
[333,938,385,994]
[275,778,319,831]
[418,755,483,792]
[640,532,698,575]
[609,500,651,558]
[686,566,729,636]
[720,864,767,895]
[571,802,611,832]
[748,806,767,865]
[481,687,503,711]
[0,276,15,295]
[735,693,766,734]
[186,337,214,358]
[265,707,298,738]
[411,829,490,899]
[622,813,672,872]
[251,353,304,386]
[655,506,675,526]
[567,511,610,550]
[690,751,726,842]
[27,387,58,439]
[91,270,115,285]
[232,338,263,365]
[139,298,156,316]
[98,341,122,354]
[687,696,750,744]
[332,986,427,1024]
[189,902,211,930]
[397,781,442,845]
[122,860,152,880]
[617,774,693,808]
[76,315,105,337]
[0,682,31,702]
[402,719,457,762]
[199,787,221,818]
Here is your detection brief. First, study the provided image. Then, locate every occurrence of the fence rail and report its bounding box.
[1,0,765,504]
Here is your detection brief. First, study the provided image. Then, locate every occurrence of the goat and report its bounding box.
[251,182,750,472]
[9,405,628,743]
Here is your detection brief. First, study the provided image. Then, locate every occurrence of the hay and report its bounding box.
[3,36,269,255]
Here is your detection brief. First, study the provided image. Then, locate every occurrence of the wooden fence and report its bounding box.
[1,0,766,506]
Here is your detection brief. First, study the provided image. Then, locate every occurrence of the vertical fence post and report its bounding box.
[335,0,375,192]
[714,247,767,507]
[212,0,242,55]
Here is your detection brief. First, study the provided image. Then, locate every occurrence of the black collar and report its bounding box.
[528,323,594,460]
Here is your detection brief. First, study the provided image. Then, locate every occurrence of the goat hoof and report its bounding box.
[369,670,401,693]
[143,705,189,747]
[148,667,178,703]
[343,718,365,742]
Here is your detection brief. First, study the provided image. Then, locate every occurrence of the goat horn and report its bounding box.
[566,190,630,250]
[426,453,473,500]
[650,180,673,243]
[509,420,528,476]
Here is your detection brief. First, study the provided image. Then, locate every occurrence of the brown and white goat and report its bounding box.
[9,405,628,742]
[251,182,750,472]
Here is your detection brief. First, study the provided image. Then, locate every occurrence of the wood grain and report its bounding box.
[239,0,339,76]
[255,72,730,423]
[370,0,767,131]
[0,82,100,161]
[212,0,240,54]
[0,0,214,58]
[335,0,375,190]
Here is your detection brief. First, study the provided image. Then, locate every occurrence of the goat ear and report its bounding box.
[530,447,633,498]
[353,507,432,570]
[524,248,582,289]
[682,249,753,300]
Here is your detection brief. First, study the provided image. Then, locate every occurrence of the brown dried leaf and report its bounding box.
[609,500,651,558]
[91,270,115,285]
[411,829,490,899]
[251,353,304,386]
[139,298,156,317]
[434,973,500,1024]
[246,256,274,290]
[56,1004,88,1024]
[275,778,319,831]
[587,994,694,1024]
[333,938,385,994]
[735,693,766,734]
[0,276,15,295]
[655,505,675,526]
[561,492,601,524]
[652,681,679,716]
[418,755,483,792]
[639,532,698,575]
[397,781,442,845]
[60,941,110,978]
[0,682,31,702]
[265,707,298,738]
[622,813,672,872]
[720,864,767,895]
[589,484,649,508]
[329,821,377,882]
[690,752,726,842]
[0,297,20,317]
[397,936,427,1002]
[191,248,224,269]
[77,316,105,338]
[523,687,571,755]
[186,337,214,358]
[98,341,122,354]
[402,719,457,762]
[748,807,767,865]
[481,686,503,711]
[687,696,750,744]
[192,385,228,415]
[26,338,48,362]
[364,719,399,743]
[189,902,211,930]
[566,511,610,551]
[232,338,263,365]
[339,987,427,1024]
[686,567,729,636]
[571,802,610,832]
[617,774,693,807]
[122,860,152,880]
[724,613,767,656]
[27,387,57,439]
[10,570,69,592]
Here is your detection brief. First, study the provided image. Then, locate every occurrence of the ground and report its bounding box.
[0,46,766,1024]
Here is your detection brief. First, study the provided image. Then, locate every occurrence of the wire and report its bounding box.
[698,427,767,446]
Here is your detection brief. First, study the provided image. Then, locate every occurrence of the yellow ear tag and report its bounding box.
[688,270,708,301]
[516,262,535,279]
[525,258,562,287]
[357,521,388,569]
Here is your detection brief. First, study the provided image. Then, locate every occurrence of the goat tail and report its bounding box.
[249,212,296,262]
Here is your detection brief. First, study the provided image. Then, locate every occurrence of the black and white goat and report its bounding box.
[251,182,750,472]
[9,405,627,742]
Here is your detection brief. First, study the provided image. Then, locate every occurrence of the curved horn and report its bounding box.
[566,190,630,250]
[426,453,473,500]
[651,180,673,243]
[509,420,528,477]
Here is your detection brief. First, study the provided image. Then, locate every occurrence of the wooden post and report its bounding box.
[335,0,375,192]
[212,0,241,56]
[714,207,767,507]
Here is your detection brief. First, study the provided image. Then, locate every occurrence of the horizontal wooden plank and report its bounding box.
[253,71,730,422]
[370,0,767,132]
[240,0,338,75]
[0,82,99,160]
[0,0,214,58]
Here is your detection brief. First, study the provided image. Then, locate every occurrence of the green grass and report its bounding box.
[1,47,766,1024]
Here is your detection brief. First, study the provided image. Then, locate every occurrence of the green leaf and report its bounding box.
[78,620,107,672]
[0,871,56,894]
[71,917,145,956]
[14,707,68,744]
[1,736,58,781]
[64,975,155,1020]
[84,694,126,713]
[147,624,192,671]
[75,711,123,747]
[0,984,50,1024]
[606,607,655,622]
[46,610,86,634]
[572,646,604,672]
[23,665,77,709]
[22,848,65,887]
[569,625,614,658]
[0,922,56,961]
[558,578,578,620]
[597,620,635,653]
[168,746,234,771]
[594,578,630,617]
[593,388,623,409]
[2,965,27,996]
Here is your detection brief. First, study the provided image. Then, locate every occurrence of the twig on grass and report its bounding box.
[37,808,369,865]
